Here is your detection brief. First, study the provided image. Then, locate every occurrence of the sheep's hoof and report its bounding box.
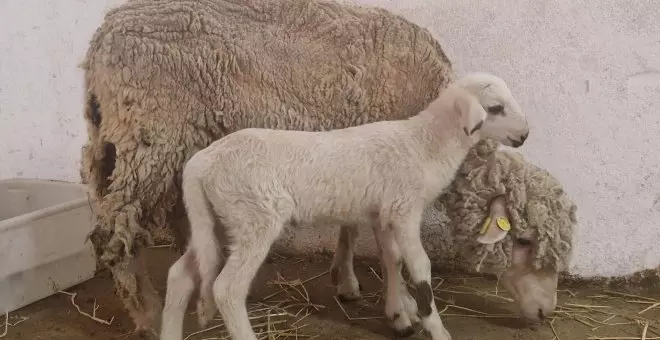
[330,267,339,285]
[197,298,217,327]
[134,325,157,339]
[337,292,362,302]
[393,326,416,338]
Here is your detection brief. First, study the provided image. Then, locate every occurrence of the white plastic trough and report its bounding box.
[0,179,97,314]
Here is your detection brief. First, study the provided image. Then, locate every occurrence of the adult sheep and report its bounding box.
[331,138,577,326]
[80,0,454,332]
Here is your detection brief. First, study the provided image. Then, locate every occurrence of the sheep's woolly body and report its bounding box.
[436,139,577,275]
[80,0,454,328]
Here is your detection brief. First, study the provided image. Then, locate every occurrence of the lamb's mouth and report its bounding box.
[509,131,529,148]
[509,137,524,148]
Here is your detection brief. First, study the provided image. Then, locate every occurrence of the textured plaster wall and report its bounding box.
[0,0,126,181]
[1,0,658,278]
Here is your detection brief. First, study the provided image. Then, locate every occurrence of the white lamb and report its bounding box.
[160,72,529,340]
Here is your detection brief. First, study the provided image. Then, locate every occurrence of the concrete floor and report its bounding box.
[3,248,659,340]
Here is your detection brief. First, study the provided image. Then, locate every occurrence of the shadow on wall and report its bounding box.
[560,266,660,293]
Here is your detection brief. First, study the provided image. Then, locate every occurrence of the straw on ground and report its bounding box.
[57,290,114,325]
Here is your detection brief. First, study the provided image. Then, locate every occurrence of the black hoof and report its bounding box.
[394,326,415,338]
[359,283,363,291]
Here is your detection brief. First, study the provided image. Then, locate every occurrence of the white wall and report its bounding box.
[1,0,658,278]
[0,0,126,181]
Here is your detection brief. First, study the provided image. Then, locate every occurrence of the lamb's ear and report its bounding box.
[477,195,511,244]
[456,95,488,136]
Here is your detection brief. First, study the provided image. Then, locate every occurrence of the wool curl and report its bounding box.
[80,0,455,329]
[435,139,577,276]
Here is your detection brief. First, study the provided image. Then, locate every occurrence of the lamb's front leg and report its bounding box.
[332,224,420,328]
[391,216,452,340]
[373,225,418,337]
[330,225,362,301]
[396,266,421,326]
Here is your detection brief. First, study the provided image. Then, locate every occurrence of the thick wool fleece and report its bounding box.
[436,139,577,275]
[80,0,454,329]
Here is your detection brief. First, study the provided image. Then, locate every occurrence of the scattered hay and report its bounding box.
[368,266,383,283]
[550,318,561,340]
[147,243,174,249]
[435,285,514,303]
[57,290,114,325]
[184,302,320,340]
[639,303,660,315]
[184,301,322,339]
[333,296,384,321]
[184,269,330,339]
[0,312,29,338]
[419,274,659,340]
[429,276,518,320]
[262,270,328,303]
[544,289,659,340]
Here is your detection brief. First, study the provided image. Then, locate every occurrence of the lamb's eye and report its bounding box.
[515,238,532,246]
[487,105,504,115]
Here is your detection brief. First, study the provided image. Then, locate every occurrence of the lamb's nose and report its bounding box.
[510,131,528,148]
[510,137,523,148]
[520,131,529,143]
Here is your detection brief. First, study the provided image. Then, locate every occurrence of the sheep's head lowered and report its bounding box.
[438,139,577,323]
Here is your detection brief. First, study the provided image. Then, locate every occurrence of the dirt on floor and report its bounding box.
[2,247,659,340]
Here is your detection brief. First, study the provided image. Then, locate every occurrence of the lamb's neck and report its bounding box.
[410,109,479,166]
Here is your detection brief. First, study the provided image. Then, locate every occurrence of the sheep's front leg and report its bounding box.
[333,224,420,328]
[330,225,362,301]
[391,217,452,340]
[396,265,421,326]
[373,225,419,337]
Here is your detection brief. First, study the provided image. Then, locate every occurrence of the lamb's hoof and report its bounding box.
[196,298,217,327]
[401,294,420,324]
[394,326,416,338]
[337,291,362,302]
[134,326,157,339]
[330,267,339,285]
[359,283,364,291]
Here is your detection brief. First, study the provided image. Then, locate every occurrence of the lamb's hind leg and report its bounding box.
[212,216,285,340]
[330,225,362,301]
[160,249,196,340]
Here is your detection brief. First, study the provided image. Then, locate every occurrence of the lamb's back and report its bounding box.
[195,124,427,218]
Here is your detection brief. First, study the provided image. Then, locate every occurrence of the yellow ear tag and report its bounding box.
[479,217,491,234]
[496,217,511,231]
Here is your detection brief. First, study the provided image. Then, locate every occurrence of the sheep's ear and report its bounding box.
[456,95,488,136]
[477,196,511,244]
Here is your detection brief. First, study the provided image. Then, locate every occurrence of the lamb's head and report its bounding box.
[454,72,529,148]
[440,140,577,324]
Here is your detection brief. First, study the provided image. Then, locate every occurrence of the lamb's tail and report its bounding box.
[182,171,223,327]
